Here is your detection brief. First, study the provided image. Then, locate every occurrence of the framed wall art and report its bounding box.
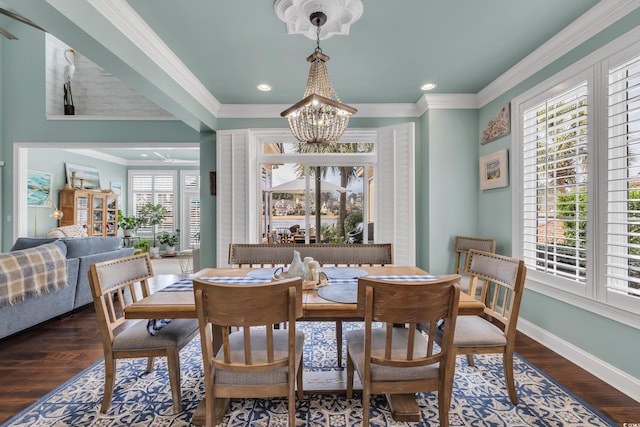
[480,149,509,190]
[27,170,53,207]
[65,163,101,190]
[481,102,511,144]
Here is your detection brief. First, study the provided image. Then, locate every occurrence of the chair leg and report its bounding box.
[346,350,354,399]
[336,321,343,367]
[439,361,454,427]
[166,349,183,413]
[466,354,475,367]
[146,356,155,372]
[362,383,370,426]
[504,350,518,404]
[288,369,296,427]
[101,356,116,413]
[296,355,304,399]
[206,382,215,427]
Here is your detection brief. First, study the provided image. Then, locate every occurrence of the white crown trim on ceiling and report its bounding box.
[274,0,364,40]
[74,0,639,122]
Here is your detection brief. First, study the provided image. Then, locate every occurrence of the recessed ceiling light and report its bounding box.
[141,153,148,157]
[421,83,437,91]
[257,84,272,92]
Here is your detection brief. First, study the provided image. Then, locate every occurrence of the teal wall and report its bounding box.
[427,109,479,275]
[478,11,640,379]
[198,131,216,269]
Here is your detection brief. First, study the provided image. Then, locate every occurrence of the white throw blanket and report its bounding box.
[0,242,68,307]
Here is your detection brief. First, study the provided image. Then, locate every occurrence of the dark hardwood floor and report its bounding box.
[0,273,638,424]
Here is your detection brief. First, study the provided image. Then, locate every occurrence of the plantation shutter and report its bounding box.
[606,54,640,297]
[217,129,252,266]
[521,82,588,283]
[182,172,201,248]
[377,122,416,266]
[130,171,176,234]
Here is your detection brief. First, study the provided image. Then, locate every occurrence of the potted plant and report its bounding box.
[117,209,140,237]
[158,229,180,255]
[133,239,150,254]
[139,203,167,258]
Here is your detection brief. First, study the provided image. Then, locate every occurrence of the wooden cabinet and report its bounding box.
[58,189,118,237]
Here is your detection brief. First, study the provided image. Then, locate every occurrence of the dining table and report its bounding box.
[125,265,485,425]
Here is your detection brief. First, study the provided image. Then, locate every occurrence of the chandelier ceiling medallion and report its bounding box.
[279,9,358,144]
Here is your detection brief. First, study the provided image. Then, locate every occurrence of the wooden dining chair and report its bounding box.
[88,253,199,413]
[446,249,527,404]
[193,277,305,427]
[345,275,461,426]
[453,235,496,295]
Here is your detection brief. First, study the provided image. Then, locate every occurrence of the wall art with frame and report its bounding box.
[480,149,509,190]
[65,163,101,190]
[27,170,53,207]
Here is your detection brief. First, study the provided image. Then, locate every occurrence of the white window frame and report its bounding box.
[128,169,177,238]
[512,27,640,329]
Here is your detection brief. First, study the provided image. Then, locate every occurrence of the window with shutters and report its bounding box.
[606,54,640,310]
[129,170,176,238]
[521,82,589,285]
[513,31,640,320]
[181,171,201,249]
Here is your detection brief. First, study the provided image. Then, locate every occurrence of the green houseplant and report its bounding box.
[139,203,167,257]
[132,239,150,254]
[117,209,141,237]
[158,229,180,254]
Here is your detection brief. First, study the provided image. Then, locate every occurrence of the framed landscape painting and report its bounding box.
[480,149,509,190]
[27,170,53,207]
[65,163,101,190]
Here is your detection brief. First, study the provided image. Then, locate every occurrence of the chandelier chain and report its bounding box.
[315,22,322,53]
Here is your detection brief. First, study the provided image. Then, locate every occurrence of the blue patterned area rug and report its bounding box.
[2,322,616,426]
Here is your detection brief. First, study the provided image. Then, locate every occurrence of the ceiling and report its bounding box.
[2,0,631,164]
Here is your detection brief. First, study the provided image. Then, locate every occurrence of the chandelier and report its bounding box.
[280,11,357,144]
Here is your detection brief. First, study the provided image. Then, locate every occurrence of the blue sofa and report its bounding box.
[0,237,134,340]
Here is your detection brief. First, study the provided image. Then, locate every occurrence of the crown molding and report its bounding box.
[216,99,479,119]
[86,0,221,118]
[418,94,479,113]
[477,0,640,107]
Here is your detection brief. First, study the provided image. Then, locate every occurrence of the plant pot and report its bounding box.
[165,246,176,255]
[123,229,133,237]
[64,105,75,115]
[149,247,160,258]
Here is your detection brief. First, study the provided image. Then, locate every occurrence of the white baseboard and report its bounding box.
[517,318,640,403]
